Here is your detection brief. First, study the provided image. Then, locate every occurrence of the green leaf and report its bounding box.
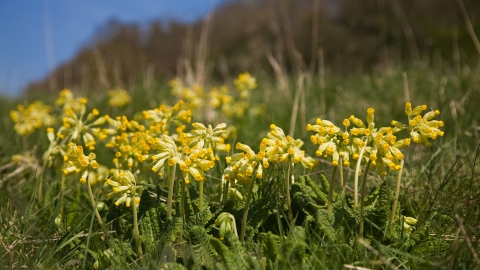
[315,209,336,241]
[187,225,216,268]
[210,236,238,270]
[160,217,183,245]
[139,207,160,254]
[305,175,329,204]
[259,232,280,265]
[411,238,449,256]
[405,224,430,248]
[281,226,308,268]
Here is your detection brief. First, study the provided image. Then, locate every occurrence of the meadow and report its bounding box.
[1,61,479,269]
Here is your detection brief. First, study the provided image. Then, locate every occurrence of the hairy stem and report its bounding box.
[240,174,256,243]
[199,181,204,210]
[179,178,185,243]
[390,160,405,224]
[327,165,337,213]
[86,174,110,247]
[339,157,344,190]
[285,162,294,223]
[131,186,144,259]
[354,138,369,208]
[359,160,372,239]
[167,164,176,219]
[222,180,229,204]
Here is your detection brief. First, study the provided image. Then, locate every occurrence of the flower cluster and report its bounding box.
[62,142,99,184]
[93,116,152,169]
[307,104,443,176]
[105,169,141,207]
[234,72,257,99]
[147,122,227,183]
[55,89,87,113]
[10,101,56,136]
[400,102,444,147]
[223,124,315,184]
[223,142,266,183]
[187,122,227,149]
[209,86,234,110]
[169,78,205,110]
[56,100,105,150]
[169,73,262,120]
[108,88,131,108]
[143,100,192,136]
[264,124,315,169]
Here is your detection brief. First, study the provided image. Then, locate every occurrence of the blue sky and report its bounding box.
[0,0,223,96]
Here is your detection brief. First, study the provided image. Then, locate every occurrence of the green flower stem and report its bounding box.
[222,180,229,204]
[167,164,177,219]
[86,175,110,247]
[359,160,372,239]
[131,185,144,260]
[354,138,369,208]
[285,162,294,223]
[390,159,405,224]
[339,157,344,190]
[199,181,204,210]
[179,178,186,243]
[240,173,256,243]
[327,165,337,213]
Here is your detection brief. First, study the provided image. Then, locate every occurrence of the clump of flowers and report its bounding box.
[143,100,192,136]
[264,124,315,169]
[209,86,234,111]
[56,99,106,150]
[169,78,205,111]
[223,142,266,184]
[396,102,444,147]
[55,88,87,113]
[62,142,99,184]
[105,169,141,207]
[108,88,131,108]
[307,104,443,178]
[234,72,257,99]
[93,115,152,170]
[223,124,315,241]
[306,103,444,237]
[10,101,56,136]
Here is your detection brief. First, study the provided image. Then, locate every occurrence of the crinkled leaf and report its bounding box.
[315,209,336,241]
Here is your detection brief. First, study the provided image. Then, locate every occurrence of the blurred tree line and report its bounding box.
[25,0,480,95]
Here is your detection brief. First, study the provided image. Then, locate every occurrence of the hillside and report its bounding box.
[24,0,480,95]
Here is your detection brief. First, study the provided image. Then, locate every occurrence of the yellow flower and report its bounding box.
[56,106,105,150]
[234,72,257,99]
[10,101,56,136]
[106,169,141,207]
[187,122,227,149]
[108,88,131,108]
[62,142,99,184]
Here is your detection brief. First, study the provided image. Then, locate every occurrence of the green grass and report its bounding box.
[0,61,479,269]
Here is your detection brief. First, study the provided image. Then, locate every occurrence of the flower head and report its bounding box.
[234,72,257,99]
[105,169,141,207]
[187,122,227,149]
[62,142,99,184]
[108,88,131,108]
[10,101,56,136]
[265,124,315,169]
